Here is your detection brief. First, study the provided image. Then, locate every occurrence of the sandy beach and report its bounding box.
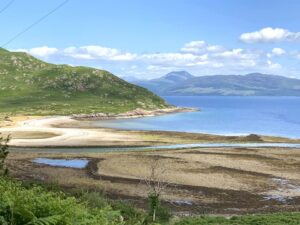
[0,116,143,147]
[0,107,200,147]
[1,116,299,148]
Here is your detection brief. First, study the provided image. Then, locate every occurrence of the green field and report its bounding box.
[0,48,168,116]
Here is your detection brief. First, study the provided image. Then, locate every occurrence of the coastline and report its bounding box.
[72,106,198,120]
[1,113,300,148]
[0,107,198,147]
[4,109,300,214]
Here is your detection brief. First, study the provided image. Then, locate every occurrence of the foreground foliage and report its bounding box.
[174,213,300,225]
[2,177,300,225]
[0,178,124,225]
[0,135,9,176]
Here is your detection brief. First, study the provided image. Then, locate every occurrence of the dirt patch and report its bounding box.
[184,150,279,161]
[194,166,273,178]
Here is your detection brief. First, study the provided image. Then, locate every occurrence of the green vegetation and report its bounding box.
[0,177,174,225]
[3,180,300,225]
[0,48,168,116]
[0,178,125,225]
[1,172,300,225]
[0,137,167,225]
[0,135,9,176]
[173,214,300,225]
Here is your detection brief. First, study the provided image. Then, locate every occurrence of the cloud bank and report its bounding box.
[12,29,300,79]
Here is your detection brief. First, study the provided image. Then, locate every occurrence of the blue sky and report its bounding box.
[2,0,300,79]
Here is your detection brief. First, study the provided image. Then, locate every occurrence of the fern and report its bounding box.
[0,178,124,225]
[26,214,63,225]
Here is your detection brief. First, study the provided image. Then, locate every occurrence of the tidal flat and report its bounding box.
[7,145,300,215]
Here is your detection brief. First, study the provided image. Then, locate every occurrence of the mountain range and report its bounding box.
[132,71,300,96]
[0,48,168,115]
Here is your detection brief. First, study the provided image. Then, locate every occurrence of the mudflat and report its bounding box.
[7,146,300,215]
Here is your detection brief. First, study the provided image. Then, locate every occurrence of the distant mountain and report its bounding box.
[134,71,194,95]
[132,71,300,96]
[0,48,168,115]
[161,71,194,82]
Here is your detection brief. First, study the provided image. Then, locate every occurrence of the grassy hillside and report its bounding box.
[0,48,168,116]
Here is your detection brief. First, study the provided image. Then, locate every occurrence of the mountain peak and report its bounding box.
[245,72,267,77]
[162,71,194,82]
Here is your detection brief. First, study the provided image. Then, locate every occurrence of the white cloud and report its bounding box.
[206,45,224,52]
[215,48,244,58]
[14,46,58,57]
[11,40,295,78]
[267,59,282,69]
[271,47,286,56]
[240,27,300,43]
[213,48,259,61]
[181,41,206,53]
[181,40,224,54]
[63,45,137,61]
[267,48,286,58]
[139,52,209,67]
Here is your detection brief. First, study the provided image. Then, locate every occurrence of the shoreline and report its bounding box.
[1,108,300,147]
[72,106,198,120]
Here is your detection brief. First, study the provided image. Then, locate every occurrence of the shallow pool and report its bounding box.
[33,158,89,168]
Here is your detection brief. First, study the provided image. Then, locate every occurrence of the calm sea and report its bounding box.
[97,96,300,138]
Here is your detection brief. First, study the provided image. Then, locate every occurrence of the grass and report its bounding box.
[0,48,169,116]
[173,214,300,225]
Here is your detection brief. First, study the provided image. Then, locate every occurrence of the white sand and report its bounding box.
[0,116,136,147]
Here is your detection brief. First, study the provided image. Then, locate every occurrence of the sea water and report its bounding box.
[97,96,300,138]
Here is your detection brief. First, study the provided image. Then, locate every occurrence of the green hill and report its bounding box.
[0,48,168,116]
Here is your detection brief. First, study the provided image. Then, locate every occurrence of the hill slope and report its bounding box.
[0,48,168,115]
[133,71,300,96]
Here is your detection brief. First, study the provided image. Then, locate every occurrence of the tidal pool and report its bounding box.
[33,158,89,168]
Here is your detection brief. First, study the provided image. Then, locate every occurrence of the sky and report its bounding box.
[2,0,300,79]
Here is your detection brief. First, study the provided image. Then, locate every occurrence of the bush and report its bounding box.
[0,135,10,176]
[0,178,124,225]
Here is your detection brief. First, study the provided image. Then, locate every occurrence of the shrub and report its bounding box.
[0,178,124,225]
[0,135,10,176]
